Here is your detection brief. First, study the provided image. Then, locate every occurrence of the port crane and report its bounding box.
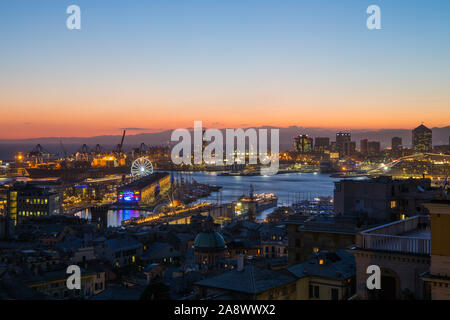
[114,130,126,154]
[76,144,90,162]
[26,144,57,164]
[131,143,149,158]
[59,140,67,158]
[138,142,148,153]
[94,144,102,154]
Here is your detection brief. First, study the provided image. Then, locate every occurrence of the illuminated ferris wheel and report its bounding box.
[131,157,153,177]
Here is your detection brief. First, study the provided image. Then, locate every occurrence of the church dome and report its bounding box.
[194,232,226,250]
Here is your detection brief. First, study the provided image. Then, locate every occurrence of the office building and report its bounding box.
[293,135,313,153]
[6,183,61,226]
[392,137,402,150]
[314,137,330,153]
[413,124,432,153]
[336,132,354,156]
[360,139,368,155]
[334,176,439,222]
[367,141,381,156]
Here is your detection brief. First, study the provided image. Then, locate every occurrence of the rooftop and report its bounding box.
[89,285,147,300]
[10,182,58,196]
[285,215,359,234]
[354,215,430,255]
[117,172,169,191]
[413,124,431,132]
[336,175,432,185]
[195,265,296,294]
[105,237,142,252]
[287,249,355,280]
[194,232,226,250]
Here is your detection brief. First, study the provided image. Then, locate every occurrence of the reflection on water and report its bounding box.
[0,178,10,184]
[75,209,149,228]
[76,172,340,227]
[187,171,340,205]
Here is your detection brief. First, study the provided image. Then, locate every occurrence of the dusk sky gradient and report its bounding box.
[1,0,449,139]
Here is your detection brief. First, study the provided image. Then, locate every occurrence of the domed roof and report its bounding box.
[194,232,226,249]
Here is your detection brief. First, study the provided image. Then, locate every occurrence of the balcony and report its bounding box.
[356,216,430,255]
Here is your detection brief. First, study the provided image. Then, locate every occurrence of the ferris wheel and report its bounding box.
[131,157,153,177]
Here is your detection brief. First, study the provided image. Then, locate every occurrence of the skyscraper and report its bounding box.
[336,132,352,156]
[293,135,313,153]
[314,137,330,153]
[392,137,402,150]
[412,124,432,153]
[367,141,381,156]
[360,139,368,155]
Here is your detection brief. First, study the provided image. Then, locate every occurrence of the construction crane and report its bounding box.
[59,140,67,158]
[114,130,126,154]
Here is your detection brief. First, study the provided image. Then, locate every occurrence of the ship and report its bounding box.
[234,185,278,218]
[26,163,129,179]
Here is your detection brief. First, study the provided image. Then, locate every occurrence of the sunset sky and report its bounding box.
[1,0,450,139]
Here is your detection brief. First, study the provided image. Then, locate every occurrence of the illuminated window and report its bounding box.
[390,201,397,208]
[319,259,324,265]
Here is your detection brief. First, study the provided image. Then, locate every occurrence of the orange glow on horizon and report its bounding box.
[1,88,449,139]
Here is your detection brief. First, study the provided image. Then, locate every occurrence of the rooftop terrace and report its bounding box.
[355,215,430,255]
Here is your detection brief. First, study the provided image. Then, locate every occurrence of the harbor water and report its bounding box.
[78,172,343,227]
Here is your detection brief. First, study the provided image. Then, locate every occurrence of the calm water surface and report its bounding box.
[78,172,342,227]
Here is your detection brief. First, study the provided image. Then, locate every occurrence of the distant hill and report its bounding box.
[1,126,449,151]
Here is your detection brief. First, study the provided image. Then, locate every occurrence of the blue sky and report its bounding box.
[0,0,449,138]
